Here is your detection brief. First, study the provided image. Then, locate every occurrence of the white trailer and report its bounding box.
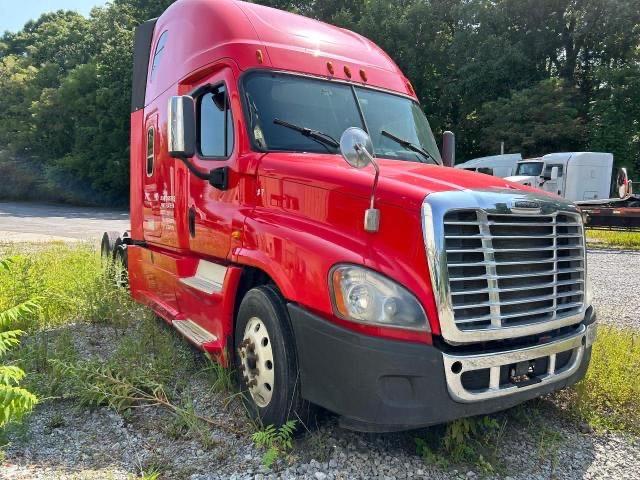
[455,154,521,177]
[505,152,614,202]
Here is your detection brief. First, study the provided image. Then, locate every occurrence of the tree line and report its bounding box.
[0,0,638,206]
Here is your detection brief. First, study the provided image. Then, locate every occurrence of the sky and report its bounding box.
[0,0,107,34]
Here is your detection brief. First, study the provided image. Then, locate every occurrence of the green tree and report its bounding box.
[477,78,586,157]
[589,65,640,176]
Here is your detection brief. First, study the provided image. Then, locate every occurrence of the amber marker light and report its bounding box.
[359,69,368,82]
[344,65,352,78]
[326,61,335,75]
[256,49,264,64]
[406,80,415,95]
[331,269,349,318]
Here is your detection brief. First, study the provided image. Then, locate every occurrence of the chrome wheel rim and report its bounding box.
[239,317,275,407]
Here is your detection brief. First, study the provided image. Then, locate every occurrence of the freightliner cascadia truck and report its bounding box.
[104,0,597,432]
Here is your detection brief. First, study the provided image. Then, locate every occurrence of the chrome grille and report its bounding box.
[443,210,585,330]
[422,190,588,344]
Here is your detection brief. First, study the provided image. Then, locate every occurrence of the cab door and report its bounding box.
[187,69,239,261]
[542,163,564,196]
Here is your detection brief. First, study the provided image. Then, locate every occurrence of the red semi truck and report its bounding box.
[107,0,597,432]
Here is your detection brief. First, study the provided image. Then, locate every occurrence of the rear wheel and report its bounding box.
[100,231,120,262]
[113,244,128,288]
[234,285,314,429]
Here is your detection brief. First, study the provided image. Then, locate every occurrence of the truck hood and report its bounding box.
[258,153,537,210]
[504,175,536,184]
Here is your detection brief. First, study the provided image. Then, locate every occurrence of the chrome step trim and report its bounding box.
[442,323,594,403]
[179,260,226,294]
[172,319,218,345]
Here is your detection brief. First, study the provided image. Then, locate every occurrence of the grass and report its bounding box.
[0,242,138,331]
[566,326,640,433]
[0,243,244,463]
[586,229,640,250]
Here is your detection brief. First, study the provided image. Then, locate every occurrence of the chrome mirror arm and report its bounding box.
[355,143,381,233]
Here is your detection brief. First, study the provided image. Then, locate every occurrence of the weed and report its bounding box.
[132,469,161,480]
[535,424,564,473]
[50,358,241,435]
[201,354,235,394]
[415,416,506,474]
[170,394,220,450]
[45,412,66,431]
[0,258,38,431]
[252,420,297,469]
[304,429,333,463]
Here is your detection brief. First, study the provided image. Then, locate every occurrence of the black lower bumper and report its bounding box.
[288,304,593,432]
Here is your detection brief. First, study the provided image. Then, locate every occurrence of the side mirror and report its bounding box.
[339,127,374,169]
[339,127,380,233]
[168,96,196,158]
[442,131,455,167]
[550,166,559,180]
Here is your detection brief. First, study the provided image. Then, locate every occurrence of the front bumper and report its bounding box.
[288,304,595,432]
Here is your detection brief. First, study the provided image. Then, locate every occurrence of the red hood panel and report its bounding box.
[258,153,533,209]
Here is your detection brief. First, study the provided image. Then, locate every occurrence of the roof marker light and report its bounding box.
[327,61,335,75]
[344,65,352,78]
[406,80,415,95]
[256,49,264,64]
[359,69,368,82]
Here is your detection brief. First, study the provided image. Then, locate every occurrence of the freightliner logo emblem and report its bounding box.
[513,200,541,210]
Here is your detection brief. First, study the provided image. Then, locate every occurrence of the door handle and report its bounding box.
[209,166,229,190]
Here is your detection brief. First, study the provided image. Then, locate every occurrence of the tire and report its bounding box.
[234,285,315,429]
[100,231,121,262]
[113,244,128,288]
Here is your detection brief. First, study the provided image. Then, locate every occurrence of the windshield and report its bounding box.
[516,161,544,176]
[243,72,442,164]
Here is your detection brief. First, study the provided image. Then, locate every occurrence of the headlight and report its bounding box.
[330,265,429,331]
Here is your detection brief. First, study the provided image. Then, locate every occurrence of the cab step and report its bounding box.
[179,260,227,294]
[172,319,218,345]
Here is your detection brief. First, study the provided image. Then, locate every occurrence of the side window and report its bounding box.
[146,127,154,176]
[150,31,168,82]
[544,164,564,178]
[198,84,234,158]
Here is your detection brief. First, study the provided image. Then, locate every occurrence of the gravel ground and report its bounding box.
[587,249,640,330]
[2,249,640,480]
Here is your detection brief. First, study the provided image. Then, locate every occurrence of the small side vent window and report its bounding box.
[146,127,154,176]
[150,31,168,82]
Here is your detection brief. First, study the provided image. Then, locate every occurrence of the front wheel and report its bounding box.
[234,285,314,428]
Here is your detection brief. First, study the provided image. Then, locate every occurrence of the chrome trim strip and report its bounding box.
[443,324,590,403]
[422,189,588,344]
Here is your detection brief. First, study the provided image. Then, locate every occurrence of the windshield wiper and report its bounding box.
[381,130,440,165]
[273,118,339,151]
